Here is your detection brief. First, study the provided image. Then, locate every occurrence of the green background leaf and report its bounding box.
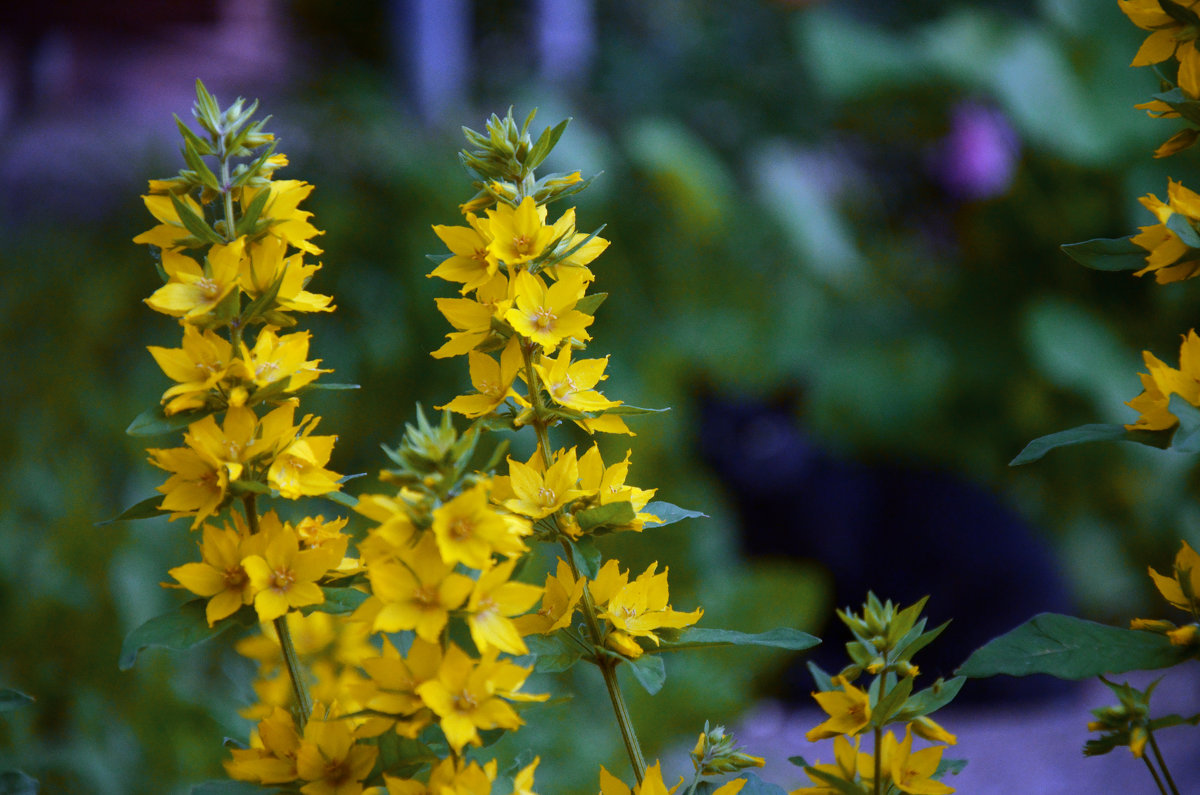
[956,613,1193,680]
[119,599,235,671]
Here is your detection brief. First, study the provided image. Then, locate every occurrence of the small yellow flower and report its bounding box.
[486,196,554,266]
[881,727,954,795]
[1120,0,1200,71]
[365,532,473,640]
[465,558,543,655]
[437,337,525,418]
[1125,331,1200,431]
[145,240,244,320]
[1131,180,1200,283]
[806,676,872,741]
[167,520,263,625]
[1148,539,1200,614]
[431,481,529,569]
[243,527,336,621]
[533,345,621,413]
[295,713,378,795]
[503,448,586,519]
[431,273,512,358]
[791,734,860,795]
[503,269,594,353]
[225,706,302,785]
[430,213,499,293]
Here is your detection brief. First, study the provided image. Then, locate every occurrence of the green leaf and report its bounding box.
[1169,393,1200,452]
[1167,213,1200,248]
[169,193,224,245]
[1009,423,1173,465]
[0,690,33,712]
[190,781,272,795]
[182,140,221,191]
[626,652,666,694]
[230,141,279,189]
[526,632,585,673]
[576,501,637,533]
[934,758,968,780]
[893,676,965,722]
[1160,0,1200,27]
[526,118,571,171]
[301,382,362,391]
[871,674,914,725]
[127,404,215,437]
[95,496,168,527]
[119,599,235,671]
[656,626,820,653]
[320,490,359,510]
[175,115,213,156]
[642,501,707,528]
[604,404,670,416]
[787,756,810,768]
[794,766,862,795]
[234,186,271,237]
[0,771,39,795]
[696,773,788,795]
[807,661,835,692]
[301,587,368,617]
[573,291,608,316]
[1060,237,1145,272]
[955,613,1193,681]
[570,537,601,580]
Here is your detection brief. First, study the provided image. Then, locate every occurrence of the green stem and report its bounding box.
[219,138,236,242]
[1142,754,1170,795]
[243,495,312,729]
[873,725,882,795]
[1147,730,1180,795]
[519,337,646,783]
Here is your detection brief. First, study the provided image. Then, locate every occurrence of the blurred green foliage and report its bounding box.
[4,1,1200,792]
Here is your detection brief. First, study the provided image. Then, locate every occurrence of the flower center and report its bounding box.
[196,277,221,300]
[537,486,557,506]
[449,517,473,540]
[533,308,556,330]
[270,567,295,593]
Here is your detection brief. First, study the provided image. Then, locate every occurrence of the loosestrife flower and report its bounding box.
[805,676,872,741]
[1130,179,1200,283]
[1124,330,1200,430]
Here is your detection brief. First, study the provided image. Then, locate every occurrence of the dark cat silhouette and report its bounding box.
[694,382,1073,703]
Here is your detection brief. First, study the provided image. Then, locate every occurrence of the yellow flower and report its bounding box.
[533,345,621,413]
[167,520,263,625]
[598,761,694,795]
[512,558,585,636]
[1131,180,1200,283]
[432,481,529,569]
[791,735,861,795]
[1125,330,1200,430]
[243,526,336,621]
[413,644,537,752]
[250,404,343,499]
[295,713,378,795]
[145,239,244,320]
[503,447,586,519]
[133,189,208,251]
[244,328,330,394]
[242,236,335,315]
[503,269,594,353]
[366,532,473,640]
[243,179,324,256]
[486,196,554,266]
[806,676,872,741]
[1148,539,1200,614]
[577,445,659,531]
[1119,0,1200,71]
[431,273,513,358]
[225,706,302,785]
[437,337,525,418]
[148,325,245,414]
[352,636,440,739]
[593,560,703,658]
[430,213,499,293]
[881,727,954,795]
[465,558,543,655]
[382,756,497,795]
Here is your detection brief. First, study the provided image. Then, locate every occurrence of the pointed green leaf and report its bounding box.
[229,140,280,189]
[793,767,862,795]
[321,490,359,510]
[526,118,571,170]
[934,759,968,780]
[893,676,965,722]
[169,193,223,245]
[576,501,637,533]
[182,141,220,191]
[119,599,235,670]
[301,587,368,617]
[626,651,666,694]
[573,291,608,316]
[807,661,836,692]
[1060,237,1145,272]
[642,501,706,528]
[526,632,585,673]
[1169,393,1200,452]
[175,115,213,156]
[0,690,33,712]
[655,626,820,653]
[955,613,1192,681]
[1010,423,1171,465]
[234,186,271,237]
[1160,0,1200,27]
[604,404,670,416]
[871,674,914,725]
[96,496,168,527]
[570,537,602,580]
[127,404,215,437]
[1167,213,1200,248]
